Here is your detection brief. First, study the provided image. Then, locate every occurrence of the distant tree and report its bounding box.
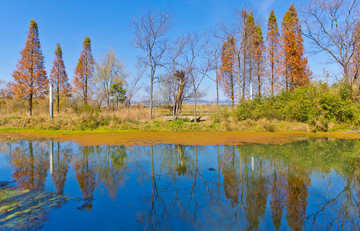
[73,37,95,105]
[282,4,311,91]
[11,19,48,116]
[208,39,222,116]
[303,0,360,87]
[132,8,172,119]
[125,59,144,107]
[50,43,71,113]
[254,24,264,97]
[266,10,281,96]
[94,48,126,107]
[183,32,211,122]
[110,81,127,108]
[220,35,236,106]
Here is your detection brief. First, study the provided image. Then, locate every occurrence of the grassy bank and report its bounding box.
[1,82,359,133]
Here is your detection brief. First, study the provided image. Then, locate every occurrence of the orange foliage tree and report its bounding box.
[50,43,71,113]
[254,24,264,97]
[73,37,94,105]
[282,4,311,91]
[245,13,256,98]
[266,10,281,96]
[220,35,236,106]
[11,19,48,116]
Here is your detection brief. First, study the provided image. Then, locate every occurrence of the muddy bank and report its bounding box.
[1,130,360,146]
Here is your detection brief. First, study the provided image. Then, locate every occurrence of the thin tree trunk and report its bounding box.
[231,73,234,107]
[150,63,154,119]
[194,89,197,123]
[216,70,219,119]
[237,53,241,103]
[57,86,60,114]
[29,92,33,117]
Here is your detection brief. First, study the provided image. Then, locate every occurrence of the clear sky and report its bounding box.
[0,0,335,102]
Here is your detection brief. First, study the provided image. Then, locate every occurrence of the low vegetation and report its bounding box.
[1,82,359,133]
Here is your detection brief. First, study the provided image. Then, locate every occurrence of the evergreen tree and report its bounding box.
[11,19,48,116]
[73,37,94,105]
[282,4,311,91]
[50,43,71,113]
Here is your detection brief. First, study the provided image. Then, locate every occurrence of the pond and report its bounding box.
[0,138,359,230]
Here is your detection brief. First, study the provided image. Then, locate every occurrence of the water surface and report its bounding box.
[0,138,359,230]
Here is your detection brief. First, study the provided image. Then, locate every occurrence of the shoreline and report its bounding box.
[1,129,360,146]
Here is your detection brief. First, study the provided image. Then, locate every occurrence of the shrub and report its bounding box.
[233,82,360,127]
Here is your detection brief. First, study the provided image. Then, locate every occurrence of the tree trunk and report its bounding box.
[150,67,154,119]
[85,75,88,105]
[242,47,246,99]
[231,73,234,107]
[237,53,241,104]
[57,87,60,114]
[216,70,219,119]
[29,92,33,117]
[271,58,274,96]
[193,89,197,123]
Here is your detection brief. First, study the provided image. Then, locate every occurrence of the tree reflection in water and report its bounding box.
[1,138,360,230]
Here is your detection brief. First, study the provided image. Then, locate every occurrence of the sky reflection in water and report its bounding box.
[0,138,359,230]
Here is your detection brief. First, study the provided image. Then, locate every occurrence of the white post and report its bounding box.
[49,84,53,119]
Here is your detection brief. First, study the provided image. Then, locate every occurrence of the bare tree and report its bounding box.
[170,35,188,118]
[303,0,360,86]
[183,32,211,122]
[207,38,222,118]
[132,8,172,119]
[94,48,126,107]
[126,59,144,107]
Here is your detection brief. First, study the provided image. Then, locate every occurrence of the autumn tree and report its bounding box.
[94,48,126,107]
[303,0,360,88]
[245,12,256,99]
[132,8,172,119]
[266,10,281,96]
[254,24,264,97]
[282,4,311,91]
[220,35,236,106]
[73,37,95,105]
[50,43,71,113]
[11,19,48,116]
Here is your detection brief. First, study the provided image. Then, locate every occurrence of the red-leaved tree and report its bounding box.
[73,37,94,105]
[11,19,48,116]
[50,43,71,113]
[220,35,236,106]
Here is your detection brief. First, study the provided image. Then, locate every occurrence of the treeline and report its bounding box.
[0,1,360,123]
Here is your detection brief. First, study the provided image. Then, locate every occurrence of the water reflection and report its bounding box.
[0,138,360,230]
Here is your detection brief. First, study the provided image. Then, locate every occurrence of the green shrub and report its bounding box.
[233,82,360,127]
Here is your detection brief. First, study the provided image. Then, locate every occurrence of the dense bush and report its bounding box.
[233,82,360,131]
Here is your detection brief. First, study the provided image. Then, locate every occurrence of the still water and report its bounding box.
[0,138,359,230]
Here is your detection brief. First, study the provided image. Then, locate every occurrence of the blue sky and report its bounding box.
[0,0,335,102]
